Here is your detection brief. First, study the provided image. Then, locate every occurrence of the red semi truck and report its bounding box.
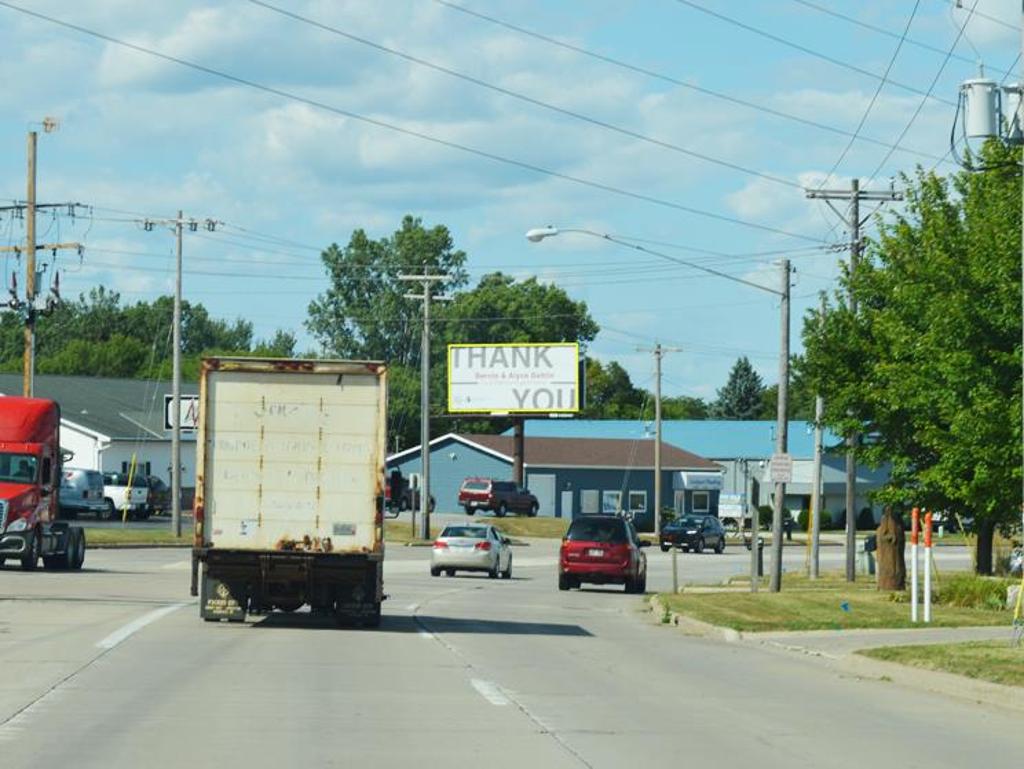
[0,397,86,570]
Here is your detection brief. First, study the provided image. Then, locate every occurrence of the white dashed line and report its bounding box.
[471,679,510,706]
[95,603,187,650]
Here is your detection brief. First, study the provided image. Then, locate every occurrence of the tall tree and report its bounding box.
[712,356,765,419]
[306,215,468,366]
[800,142,1021,573]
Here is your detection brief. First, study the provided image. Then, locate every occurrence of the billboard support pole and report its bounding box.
[512,417,525,486]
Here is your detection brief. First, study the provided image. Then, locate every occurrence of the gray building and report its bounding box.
[0,373,197,488]
[387,433,722,530]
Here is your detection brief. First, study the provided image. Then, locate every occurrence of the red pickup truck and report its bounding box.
[457,477,539,517]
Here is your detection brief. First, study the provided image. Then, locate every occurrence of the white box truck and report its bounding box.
[191,357,389,626]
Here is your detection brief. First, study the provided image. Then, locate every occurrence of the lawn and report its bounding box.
[83,527,192,546]
[860,641,1024,688]
[660,573,1011,633]
[472,516,569,539]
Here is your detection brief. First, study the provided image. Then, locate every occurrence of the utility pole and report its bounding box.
[400,267,450,541]
[0,122,84,396]
[769,259,791,593]
[141,214,218,538]
[806,178,902,582]
[636,344,680,537]
[808,296,826,580]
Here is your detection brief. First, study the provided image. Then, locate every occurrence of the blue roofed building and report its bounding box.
[511,420,891,527]
[387,433,722,531]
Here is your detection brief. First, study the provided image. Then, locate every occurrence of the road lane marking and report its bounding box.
[161,560,191,570]
[405,603,420,611]
[95,603,187,650]
[471,679,510,706]
[418,629,434,640]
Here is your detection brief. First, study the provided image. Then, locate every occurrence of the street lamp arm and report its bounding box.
[526,225,782,296]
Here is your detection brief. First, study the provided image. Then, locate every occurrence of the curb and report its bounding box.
[649,595,743,642]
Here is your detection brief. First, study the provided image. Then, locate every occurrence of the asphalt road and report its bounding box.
[0,541,1012,769]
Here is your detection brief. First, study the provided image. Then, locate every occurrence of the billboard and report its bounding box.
[447,342,580,414]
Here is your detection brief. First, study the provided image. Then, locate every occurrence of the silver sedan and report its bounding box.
[430,524,512,579]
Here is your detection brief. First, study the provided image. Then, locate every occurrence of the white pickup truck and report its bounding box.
[101,472,150,520]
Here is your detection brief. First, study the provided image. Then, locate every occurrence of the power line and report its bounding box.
[931,0,1017,31]
[817,0,921,187]
[866,0,979,185]
[0,1,825,245]
[791,0,1015,78]
[431,0,954,167]
[248,0,802,190]
[672,0,957,107]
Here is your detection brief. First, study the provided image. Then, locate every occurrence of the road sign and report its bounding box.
[770,453,793,483]
[164,394,199,431]
[719,492,745,518]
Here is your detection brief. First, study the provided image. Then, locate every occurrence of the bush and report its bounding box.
[757,505,773,530]
[820,509,833,530]
[936,574,1012,611]
[856,506,876,531]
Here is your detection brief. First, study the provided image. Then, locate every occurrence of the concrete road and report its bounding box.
[0,542,1012,769]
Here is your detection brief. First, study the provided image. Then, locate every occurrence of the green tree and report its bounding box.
[800,142,1021,574]
[581,359,646,419]
[712,356,765,419]
[306,215,468,365]
[760,358,816,420]
[662,394,708,420]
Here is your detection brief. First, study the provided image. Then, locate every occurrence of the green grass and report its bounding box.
[83,528,192,546]
[661,573,1010,633]
[860,641,1024,687]
[472,516,570,539]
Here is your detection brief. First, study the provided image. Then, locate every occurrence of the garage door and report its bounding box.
[526,473,556,517]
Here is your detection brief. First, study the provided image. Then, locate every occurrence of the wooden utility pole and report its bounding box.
[400,267,450,540]
[0,124,83,396]
[805,178,902,582]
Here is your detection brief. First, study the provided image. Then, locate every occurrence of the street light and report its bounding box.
[527,226,792,592]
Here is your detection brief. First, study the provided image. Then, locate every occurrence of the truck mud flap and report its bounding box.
[200,572,247,622]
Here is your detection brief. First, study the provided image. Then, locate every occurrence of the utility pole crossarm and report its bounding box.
[0,241,82,254]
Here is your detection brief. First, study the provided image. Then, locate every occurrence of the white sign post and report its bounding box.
[447,343,580,414]
[164,394,199,431]
[770,453,793,484]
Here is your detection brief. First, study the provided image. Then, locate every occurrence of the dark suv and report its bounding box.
[458,478,539,517]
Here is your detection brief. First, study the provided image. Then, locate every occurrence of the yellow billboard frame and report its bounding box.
[446,341,580,414]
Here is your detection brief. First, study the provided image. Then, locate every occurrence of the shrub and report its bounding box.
[936,574,1012,611]
[757,505,773,529]
[856,507,876,531]
[820,509,833,530]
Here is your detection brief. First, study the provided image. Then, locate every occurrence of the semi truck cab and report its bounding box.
[0,397,86,570]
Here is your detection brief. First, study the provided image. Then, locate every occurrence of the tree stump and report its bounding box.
[876,506,906,591]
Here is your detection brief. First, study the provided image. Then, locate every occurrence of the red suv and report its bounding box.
[458,478,539,517]
[559,515,649,593]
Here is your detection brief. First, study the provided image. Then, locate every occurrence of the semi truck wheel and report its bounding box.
[103,499,117,521]
[71,528,86,570]
[20,529,40,571]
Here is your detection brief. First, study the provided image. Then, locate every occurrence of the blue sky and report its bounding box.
[0,0,1018,401]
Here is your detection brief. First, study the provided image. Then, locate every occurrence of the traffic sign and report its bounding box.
[770,453,793,483]
[164,394,199,431]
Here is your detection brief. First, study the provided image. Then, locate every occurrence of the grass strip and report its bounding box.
[661,573,1010,632]
[860,641,1024,687]
[83,528,192,546]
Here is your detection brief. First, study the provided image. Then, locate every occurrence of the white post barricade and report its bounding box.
[910,507,920,623]
[923,510,933,624]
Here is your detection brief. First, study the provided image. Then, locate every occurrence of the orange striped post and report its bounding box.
[923,510,933,623]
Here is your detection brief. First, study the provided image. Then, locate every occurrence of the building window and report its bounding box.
[580,490,600,514]
[602,490,622,514]
[693,491,710,513]
[628,490,647,512]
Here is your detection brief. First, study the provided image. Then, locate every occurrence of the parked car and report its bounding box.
[101,472,150,520]
[458,477,539,517]
[660,515,726,554]
[430,524,512,578]
[558,514,648,593]
[58,468,107,520]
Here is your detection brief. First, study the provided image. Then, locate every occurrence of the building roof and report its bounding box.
[509,419,842,459]
[0,373,198,441]
[391,432,720,471]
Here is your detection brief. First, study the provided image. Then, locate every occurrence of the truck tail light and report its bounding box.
[433,540,448,549]
[474,541,491,551]
[194,503,205,524]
